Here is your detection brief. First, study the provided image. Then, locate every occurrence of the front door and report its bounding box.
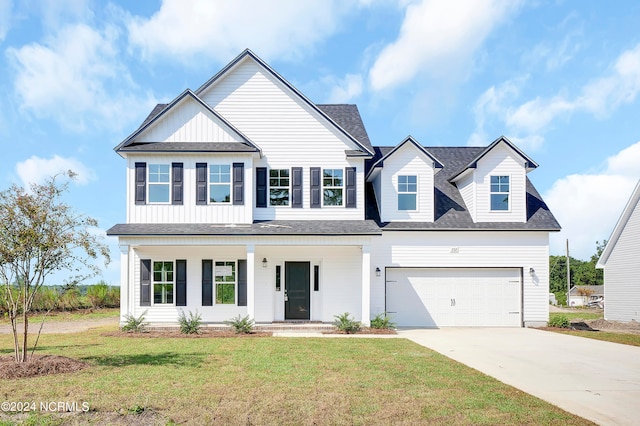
[285,262,310,320]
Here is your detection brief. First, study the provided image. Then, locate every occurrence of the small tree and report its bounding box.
[0,172,110,362]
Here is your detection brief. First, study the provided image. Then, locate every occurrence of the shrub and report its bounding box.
[370,312,395,330]
[224,314,254,334]
[178,310,202,334]
[32,286,59,312]
[122,310,148,333]
[548,314,570,328]
[333,312,362,334]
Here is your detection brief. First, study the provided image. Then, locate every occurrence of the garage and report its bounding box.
[386,268,522,327]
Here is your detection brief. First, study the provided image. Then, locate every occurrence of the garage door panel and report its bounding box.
[386,268,521,327]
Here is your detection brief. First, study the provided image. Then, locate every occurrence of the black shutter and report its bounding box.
[196,163,207,205]
[292,167,303,208]
[256,167,267,208]
[172,162,183,205]
[233,162,244,205]
[345,167,356,208]
[237,259,247,307]
[310,167,321,208]
[135,162,146,205]
[176,259,187,306]
[140,259,151,306]
[202,260,213,306]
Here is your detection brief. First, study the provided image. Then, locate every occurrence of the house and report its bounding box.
[567,285,604,307]
[107,49,561,328]
[597,179,640,322]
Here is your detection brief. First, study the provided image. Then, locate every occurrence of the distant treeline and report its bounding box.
[1,282,119,315]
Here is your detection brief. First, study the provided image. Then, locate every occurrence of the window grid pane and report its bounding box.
[490,176,510,210]
[398,175,417,211]
[270,169,290,206]
[323,169,343,206]
[153,261,173,304]
[215,261,236,304]
[148,164,170,203]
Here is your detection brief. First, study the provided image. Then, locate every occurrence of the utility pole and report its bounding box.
[566,239,571,307]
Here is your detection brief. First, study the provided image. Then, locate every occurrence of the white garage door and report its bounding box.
[386,268,522,327]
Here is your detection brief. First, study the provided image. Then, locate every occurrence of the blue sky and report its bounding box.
[2,0,640,285]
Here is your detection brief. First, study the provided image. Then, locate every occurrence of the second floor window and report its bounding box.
[398,175,417,210]
[148,164,170,203]
[323,169,343,206]
[209,164,231,203]
[270,169,290,206]
[490,175,510,211]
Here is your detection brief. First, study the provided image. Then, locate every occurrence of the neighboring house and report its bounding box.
[567,285,604,307]
[597,179,640,322]
[107,49,561,328]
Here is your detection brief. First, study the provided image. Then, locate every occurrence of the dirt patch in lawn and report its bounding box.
[102,330,273,338]
[571,318,640,334]
[0,355,89,380]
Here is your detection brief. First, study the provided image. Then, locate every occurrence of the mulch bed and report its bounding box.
[101,330,273,338]
[543,318,640,335]
[0,355,89,380]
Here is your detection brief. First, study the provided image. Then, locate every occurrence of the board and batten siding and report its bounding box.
[378,143,436,222]
[137,97,245,143]
[127,154,253,224]
[604,199,640,322]
[474,144,527,223]
[370,231,550,326]
[199,59,366,220]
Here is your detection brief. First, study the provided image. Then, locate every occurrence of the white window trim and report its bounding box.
[148,163,171,205]
[269,168,290,207]
[489,174,511,212]
[322,168,344,207]
[209,164,232,204]
[397,174,418,212]
[152,260,174,306]
[214,260,237,305]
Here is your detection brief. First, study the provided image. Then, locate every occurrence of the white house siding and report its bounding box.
[120,235,372,324]
[127,154,254,224]
[370,231,550,326]
[137,97,244,143]
[604,199,640,322]
[456,173,475,221]
[474,144,527,223]
[199,59,366,220]
[378,143,435,222]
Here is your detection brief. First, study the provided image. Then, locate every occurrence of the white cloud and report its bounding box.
[0,0,12,42]
[16,155,95,187]
[326,74,363,103]
[546,141,640,260]
[127,0,351,63]
[369,0,522,91]
[7,23,156,132]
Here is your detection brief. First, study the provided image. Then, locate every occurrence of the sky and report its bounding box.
[1,0,640,286]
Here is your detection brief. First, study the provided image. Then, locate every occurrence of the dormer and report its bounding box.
[366,136,443,222]
[449,136,537,223]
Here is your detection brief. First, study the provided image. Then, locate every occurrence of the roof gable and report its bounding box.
[448,136,538,183]
[366,136,443,180]
[115,90,259,155]
[598,178,640,267]
[195,49,374,156]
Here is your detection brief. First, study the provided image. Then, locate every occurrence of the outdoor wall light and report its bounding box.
[262,258,268,268]
[529,267,535,276]
[375,267,381,277]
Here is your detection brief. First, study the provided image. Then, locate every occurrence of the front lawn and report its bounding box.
[0,329,592,425]
[545,329,640,347]
[549,311,603,321]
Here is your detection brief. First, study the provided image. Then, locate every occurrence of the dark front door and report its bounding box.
[285,262,310,320]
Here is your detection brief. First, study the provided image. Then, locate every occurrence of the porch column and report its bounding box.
[118,244,129,324]
[246,244,255,320]
[361,245,371,326]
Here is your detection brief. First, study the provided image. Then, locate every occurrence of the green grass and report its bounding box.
[0,330,593,425]
[549,311,603,321]
[548,329,640,347]
[26,308,119,323]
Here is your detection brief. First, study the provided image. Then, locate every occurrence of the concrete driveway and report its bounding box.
[398,327,640,426]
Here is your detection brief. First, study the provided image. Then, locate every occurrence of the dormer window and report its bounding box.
[398,175,417,211]
[490,175,510,211]
[270,169,290,206]
[323,169,343,206]
[148,164,170,203]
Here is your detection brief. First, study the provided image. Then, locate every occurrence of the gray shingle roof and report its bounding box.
[365,146,561,231]
[316,104,373,153]
[107,220,382,237]
[118,142,259,153]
